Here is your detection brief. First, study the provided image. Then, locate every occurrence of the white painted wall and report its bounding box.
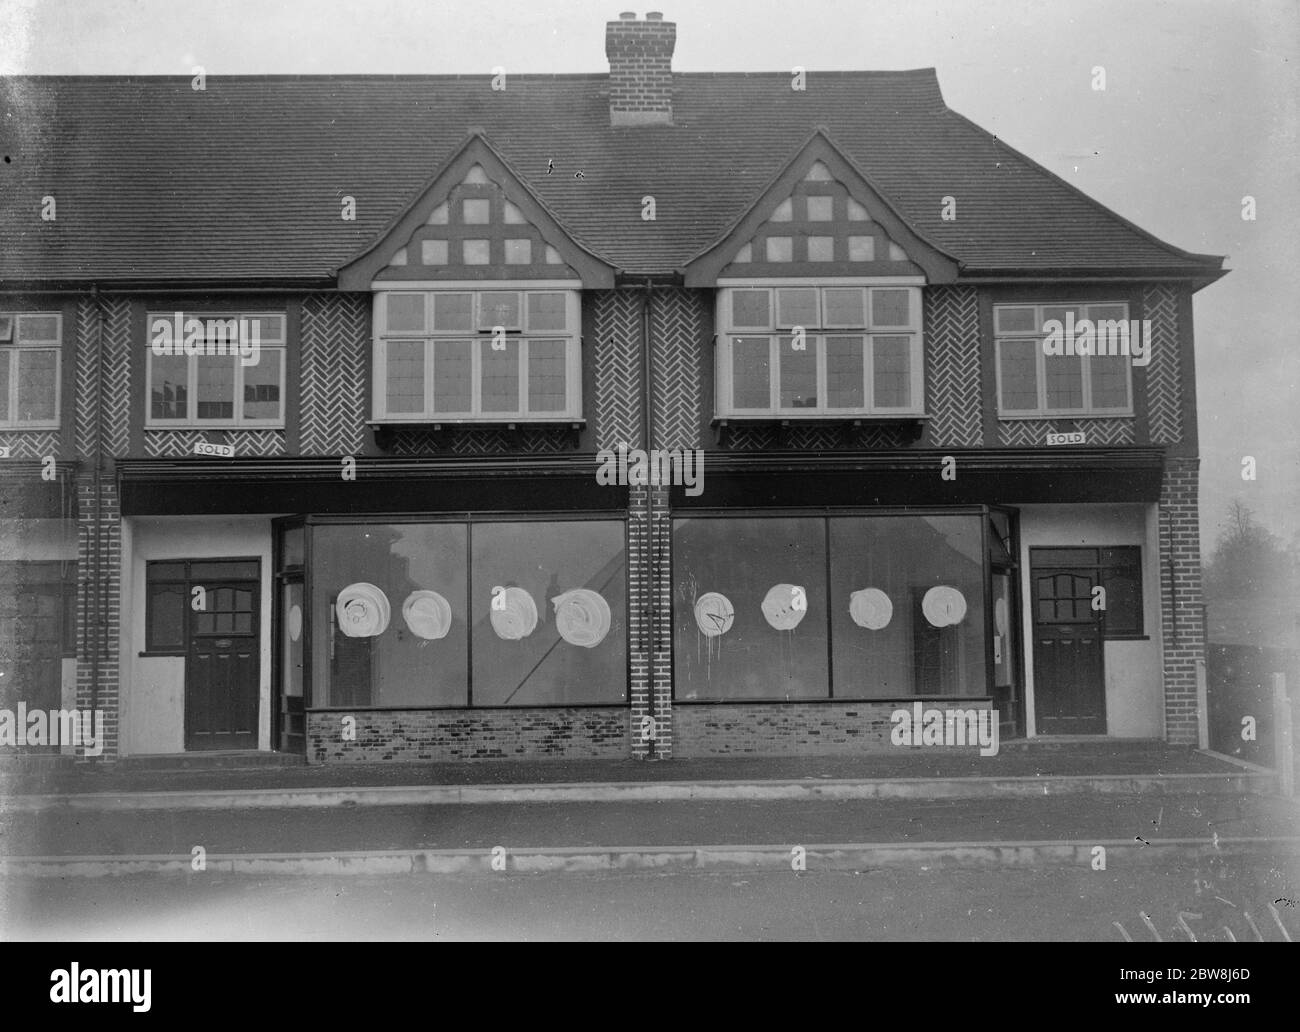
[120,516,274,755]
[1016,503,1163,738]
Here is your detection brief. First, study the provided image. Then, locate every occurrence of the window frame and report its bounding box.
[144,311,287,428]
[993,301,1136,419]
[715,282,926,418]
[371,284,583,422]
[143,557,262,655]
[0,311,63,429]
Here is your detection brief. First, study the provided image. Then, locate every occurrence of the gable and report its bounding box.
[683,134,960,287]
[338,134,615,290]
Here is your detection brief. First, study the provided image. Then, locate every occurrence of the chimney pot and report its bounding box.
[619,11,636,18]
[646,11,663,19]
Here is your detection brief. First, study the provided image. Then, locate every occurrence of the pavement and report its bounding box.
[0,743,1294,879]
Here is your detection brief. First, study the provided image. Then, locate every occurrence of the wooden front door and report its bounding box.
[1032,567,1106,734]
[186,580,259,750]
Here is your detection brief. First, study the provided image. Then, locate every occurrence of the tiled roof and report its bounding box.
[0,71,1224,285]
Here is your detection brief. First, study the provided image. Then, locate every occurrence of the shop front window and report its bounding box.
[673,513,989,701]
[307,519,625,708]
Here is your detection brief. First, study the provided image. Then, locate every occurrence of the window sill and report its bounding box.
[711,414,926,446]
[139,650,186,658]
[368,418,585,449]
[145,424,286,431]
[0,424,61,432]
[997,413,1135,422]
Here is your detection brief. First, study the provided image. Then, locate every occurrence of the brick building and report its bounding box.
[0,12,1224,764]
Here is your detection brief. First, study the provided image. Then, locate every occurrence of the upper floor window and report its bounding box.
[715,285,924,418]
[372,287,582,422]
[0,312,61,429]
[146,312,286,427]
[994,303,1134,418]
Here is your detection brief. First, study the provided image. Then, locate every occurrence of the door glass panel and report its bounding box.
[282,581,303,698]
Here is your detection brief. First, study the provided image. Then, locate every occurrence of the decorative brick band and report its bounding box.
[308,708,629,763]
[75,477,121,762]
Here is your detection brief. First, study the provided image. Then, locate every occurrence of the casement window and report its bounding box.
[994,303,1135,417]
[715,285,924,417]
[0,313,61,429]
[372,287,582,421]
[1029,546,1143,638]
[146,312,286,427]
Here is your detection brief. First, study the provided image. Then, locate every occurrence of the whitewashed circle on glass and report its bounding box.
[922,585,968,628]
[848,588,893,630]
[994,597,1009,637]
[402,590,453,640]
[694,592,735,637]
[288,604,303,642]
[552,589,611,648]
[335,582,391,638]
[761,583,808,631]
[490,586,538,641]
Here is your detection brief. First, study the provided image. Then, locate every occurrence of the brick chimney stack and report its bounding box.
[605,11,676,127]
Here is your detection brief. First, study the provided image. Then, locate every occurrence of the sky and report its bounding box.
[1,0,1296,554]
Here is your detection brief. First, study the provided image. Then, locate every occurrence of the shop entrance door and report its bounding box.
[1031,565,1106,734]
[186,580,260,750]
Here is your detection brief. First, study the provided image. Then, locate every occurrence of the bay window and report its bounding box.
[994,302,1134,417]
[716,285,924,417]
[372,287,582,421]
[0,312,61,428]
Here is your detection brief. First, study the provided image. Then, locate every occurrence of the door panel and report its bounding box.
[1032,567,1106,734]
[186,577,259,750]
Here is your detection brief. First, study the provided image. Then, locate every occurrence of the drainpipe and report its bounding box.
[640,277,656,759]
[88,284,107,764]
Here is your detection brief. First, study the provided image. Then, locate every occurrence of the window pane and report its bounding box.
[480,338,520,412]
[776,287,817,328]
[311,523,469,707]
[672,516,828,700]
[1090,353,1130,409]
[995,306,1037,333]
[281,526,304,568]
[731,337,771,409]
[872,336,911,408]
[527,292,566,332]
[830,515,986,697]
[195,356,235,420]
[148,583,185,649]
[150,353,189,420]
[384,340,425,414]
[1101,549,1141,635]
[0,353,9,421]
[731,289,770,329]
[432,339,472,414]
[17,314,59,342]
[1041,305,1081,330]
[242,350,282,420]
[245,315,284,344]
[527,339,567,412]
[471,521,627,706]
[825,336,865,408]
[15,350,57,421]
[479,292,520,331]
[871,289,912,328]
[823,288,865,328]
[189,561,259,580]
[433,293,472,332]
[1044,353,1084,410]
[998,338,1039,411]
[149,562,185,580]
[386,293,425,332]
[778,335,817,409]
